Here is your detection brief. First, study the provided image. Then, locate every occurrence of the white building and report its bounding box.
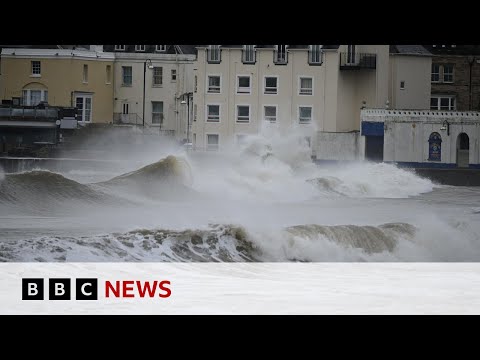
[106,45,196,141]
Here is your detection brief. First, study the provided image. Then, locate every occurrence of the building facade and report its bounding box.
[105,45,196,141]
[191,45,395,155]
[0,46,114,124]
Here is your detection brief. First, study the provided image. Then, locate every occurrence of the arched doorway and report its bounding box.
[456,133,469,168]
[428,132,442,161]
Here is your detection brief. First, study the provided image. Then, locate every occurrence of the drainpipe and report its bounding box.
[468,56,475,110]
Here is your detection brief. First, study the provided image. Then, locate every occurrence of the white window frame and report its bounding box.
[242,45,256,64]
[298,76,313,95]
[207,45,221,63]
[431,64,440,83]
[430,95,456,111]
[151,101,164,125]
[83,64,88,83]
[274,45,288,64]
[309,45,323,65]
[156,45,167,52]
[236,104,251,123]
[152,67,163,86]
[114,45,126,51]
[264,75,278,95]
[263,105,278,123]
[171,69,177,82]
[206,104,221,123]
[22,89,48,106]
[122,66,132,86]
[236,75,252,94]
[298,106,313,124]
[443,64,454,83]
[31,61,41,77]
[74,93,93,123]
[207,74,222,94]
[135,45,146,52]
[206,133,220,151]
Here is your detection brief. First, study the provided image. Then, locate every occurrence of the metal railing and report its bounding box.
[0,106,59,121]
[340,53,377,69]
[113,113,143,126]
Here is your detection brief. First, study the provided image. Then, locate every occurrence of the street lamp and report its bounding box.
[142,59,154,127]
[440,120,450,136]
[180,92,193,145]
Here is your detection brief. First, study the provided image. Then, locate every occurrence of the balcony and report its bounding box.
[113,113,143,126]
[340,53,377,70]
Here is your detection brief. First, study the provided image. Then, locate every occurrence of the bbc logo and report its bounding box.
[22,278,98,300]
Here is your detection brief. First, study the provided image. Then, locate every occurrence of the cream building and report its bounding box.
[106,45,196,141]
[0,46,114,124]
[191,45,391,154]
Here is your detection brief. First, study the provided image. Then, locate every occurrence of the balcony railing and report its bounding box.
[340,53,377,70]
[113,112,143,126]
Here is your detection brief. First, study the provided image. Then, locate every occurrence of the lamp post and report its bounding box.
[440,120,450,136]
[180,92,193,145]
[142,59,154,127]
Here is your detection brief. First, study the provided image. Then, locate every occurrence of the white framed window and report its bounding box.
[298,106,312,124]
[206,104,220,122]
[431,64,440,82]
[207,45,221,63]
[106,65,111,84]
[123,103,129,114]
[207,75,221,93]
[135,45,146,52]
[346,45,357,64]
[75,94,93,122]
[83,64,88,83]
[115,45,126,51]
[156,45,167,52]
[237,75,251,94]
[430,95,456,110]
[274,45,287,64]
[236,105,250,123]
[400,80,405,90]
[206,134,219,151]
[122,66,132,86]
[22,89,48,106]
[299,76,313,95]
[309,45,322,64]
[153,67,163,86]
[152,101,164,124]
[443,64,454,83]
[264,76,278,95]
[31,61,41,76]
[171,69,177,82]
[263,105,277,123]
[243,45,256,64]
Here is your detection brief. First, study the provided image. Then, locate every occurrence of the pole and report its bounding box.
[142,61,146,127]
[186,94,190,143]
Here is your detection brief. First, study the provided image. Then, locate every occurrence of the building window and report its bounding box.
[236,134,248,145]
[83,64,88,83]
[400,80,405,90]
[206,134,219,151]
[75,94,92,122]
[431,64,440,82]
[430,96,456,110]
[106,65,112,84]
[264,76,278,94]
[156,45,167,52]
[207,45,221,63]
[299,77,313,95]
[31,61,41,75]
[443,64,454,83]
[153,67,163,86]
[122,66,132,86]
[236,105,250,123]
[237,75,251,94]
[194,75,198,93]
[243,45,256,64]
[123,103,129,114]
[274,45,287,64]
[299,106,312,124]
[428,132,442,161]
[22,89,48,106]
[115,45,126,51]
[309,45,322,64]
[152,101,164,124]
[206,104,220,122]
[135,45,146,52]
[264,105,277,123]
[171,69,177,82]
[207,75,221,93]
[193,104,197,121]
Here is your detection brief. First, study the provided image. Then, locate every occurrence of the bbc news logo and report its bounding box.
[22,278,171,300]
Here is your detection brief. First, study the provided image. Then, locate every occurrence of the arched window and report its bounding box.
[22,82,48,106]
[428,132,442,161]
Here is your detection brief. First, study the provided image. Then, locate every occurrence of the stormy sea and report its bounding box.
[1,132,480,262]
